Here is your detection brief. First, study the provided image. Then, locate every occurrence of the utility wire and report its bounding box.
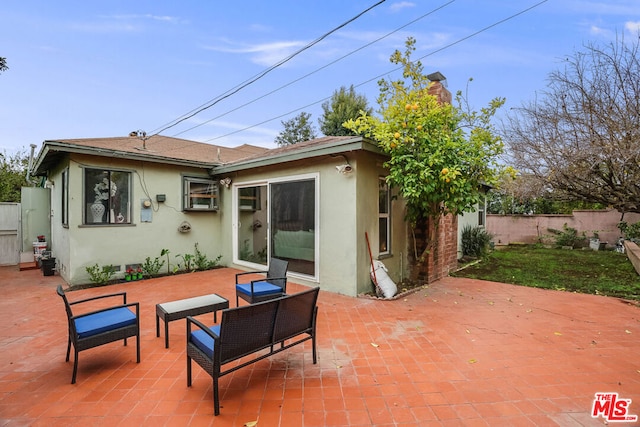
[172,0,456,137]
[149,0,386,136]
[203,0,550,143]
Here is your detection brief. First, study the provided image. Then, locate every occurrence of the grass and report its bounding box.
[451,245,640,301]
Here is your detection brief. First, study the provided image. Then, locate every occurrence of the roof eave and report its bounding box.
[212,136,383,174]
[32,140,219,175]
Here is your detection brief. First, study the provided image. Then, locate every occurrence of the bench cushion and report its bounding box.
[191,325,221,359]
[74,307,137,339]
[236,281,283,297]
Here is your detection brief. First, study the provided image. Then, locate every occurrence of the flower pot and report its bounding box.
[125,274,132,281]
[137,273,143,280]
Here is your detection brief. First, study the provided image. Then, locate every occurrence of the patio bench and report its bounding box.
[186,287,319,415]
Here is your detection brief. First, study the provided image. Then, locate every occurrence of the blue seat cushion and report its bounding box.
[191,325,221,359]
[74,307,137,339]
[236,281,283,297]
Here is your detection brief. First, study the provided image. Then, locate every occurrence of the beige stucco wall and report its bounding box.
[222,151,409,297]
[50,154,224,285]
[47,148,410,296]
[488,210,640,247]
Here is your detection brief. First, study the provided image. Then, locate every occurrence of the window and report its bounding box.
[61,168,69,226]
[84,168,131,224]
[183,177,219,211]
[379,177,391,255]
[478,196,486,226]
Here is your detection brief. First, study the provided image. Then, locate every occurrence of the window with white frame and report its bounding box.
[84,168,132,224]
[379,177,391,255]
[183,177,219,211]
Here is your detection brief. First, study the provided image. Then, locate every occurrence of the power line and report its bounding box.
[203,0,550,143]
[172,0,456,138]
[149,0,387,136]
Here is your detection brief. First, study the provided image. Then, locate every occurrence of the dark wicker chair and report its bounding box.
[56,285,140,384]
[235,258,288,306]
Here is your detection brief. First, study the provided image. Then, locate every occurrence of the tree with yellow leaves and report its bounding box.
[345,37,504,281]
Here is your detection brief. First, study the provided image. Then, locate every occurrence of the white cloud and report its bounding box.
[204,40,309,66]
[389,2,416,13]
[589,25,611,36]
[625,21,640,33]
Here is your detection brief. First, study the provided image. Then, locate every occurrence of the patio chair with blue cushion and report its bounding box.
[235,258,288,306]
[56,285,140,384]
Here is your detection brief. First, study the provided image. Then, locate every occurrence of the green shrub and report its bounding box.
[85,263,116,285]
[141,256,164,277]
[461,225,493,258]
[550,224,586,248]
[193,243,223,270]
[618,221,640,242]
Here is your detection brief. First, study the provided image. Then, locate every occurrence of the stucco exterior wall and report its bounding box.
[457,209,478,258]
[354,152,409,294]
[51,154,224,285]
[221,150,408,297]
[487,210,640,247]
[42,140,411,296]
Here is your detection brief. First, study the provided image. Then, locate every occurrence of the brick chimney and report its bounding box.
[426,71,452,105]
[412,71,458,284]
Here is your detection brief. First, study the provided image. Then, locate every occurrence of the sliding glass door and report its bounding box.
[270,179,316,276]
[234,175,317,278]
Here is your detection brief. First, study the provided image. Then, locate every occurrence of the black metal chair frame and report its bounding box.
[56,285,140,384]
[235,258,289,306]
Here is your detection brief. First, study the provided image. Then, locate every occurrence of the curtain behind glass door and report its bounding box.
[270,180,315,275]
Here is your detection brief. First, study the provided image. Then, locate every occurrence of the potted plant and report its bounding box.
[125,267,134,281]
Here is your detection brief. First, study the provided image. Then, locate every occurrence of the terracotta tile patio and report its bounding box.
[0,265,639,426]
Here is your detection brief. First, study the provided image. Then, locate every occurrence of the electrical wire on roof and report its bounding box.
[148,0,387,137]
[172,0,456,138]
[203,0,550,143]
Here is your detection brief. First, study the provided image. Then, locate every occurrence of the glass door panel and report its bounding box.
[237,185,268,265]
[270,179,315,276]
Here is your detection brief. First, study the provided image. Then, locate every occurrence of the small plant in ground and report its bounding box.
[176,253,194,272]
[85,263,116,285]
[141,256,164,277]
[194,243,223,270]
[461,225,493,258]
[549,224,586,248]
[161,248,171,275]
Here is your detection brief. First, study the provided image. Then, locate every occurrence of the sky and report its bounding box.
[1,0,639,156]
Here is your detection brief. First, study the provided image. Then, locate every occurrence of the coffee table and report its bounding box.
[156,293,229,348]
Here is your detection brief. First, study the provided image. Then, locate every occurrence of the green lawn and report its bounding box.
[451,245,640,300]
